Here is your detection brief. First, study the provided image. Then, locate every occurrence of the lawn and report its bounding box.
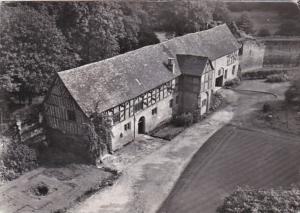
[158,125,300,213]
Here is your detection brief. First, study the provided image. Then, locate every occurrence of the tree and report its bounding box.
[0,4,77,103]
[257,28,271,37]
[212,0,232,24]
[118,2,159,53]
[157,1,213,36]
[236,12,254,34]
[55,2,123,65]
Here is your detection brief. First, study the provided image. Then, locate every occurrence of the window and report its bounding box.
[169,99,173,108]
[124,122,131,131]
[67,110,76,121]
[152,107,157,115]
[224,69,228,79]
[134,101,143,112]
[218,69,222,76]
[227,53,236,65]
[232,65,236,75]
[175,95,179,104]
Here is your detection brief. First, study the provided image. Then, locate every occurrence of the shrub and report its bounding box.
[265,74,288,83]
[242,70,286,80]
[217,187,300,212]
[210,92,224,111]
[224,78,241,88]
[285,79,300,104]
[172,113,193,127]
[192,109,201,123]
[0,135,37,181]
[262,103,271,113]
[257,28,271,37]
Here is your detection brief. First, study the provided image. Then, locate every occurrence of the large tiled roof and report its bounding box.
[58,24,240,115]
[176,55,211,77]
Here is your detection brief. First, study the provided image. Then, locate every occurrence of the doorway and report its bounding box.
[138,116,145,134]
[215,76,223,87]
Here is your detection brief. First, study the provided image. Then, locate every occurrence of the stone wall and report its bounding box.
[240,38,265,72]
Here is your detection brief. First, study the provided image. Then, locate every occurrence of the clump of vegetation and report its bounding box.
[224,78,241,88]
[217,187,300,212]
[236,12,254,34]
[192,109,202,123]
[85,112,113,164]
[285,79,300,105]
[0,135,38,181]
[242,70,286,80]
[257,28,271,37]
[172,113,193,127]
[266,74,288,83]
[210,93,224,111]
[262,103,272,113]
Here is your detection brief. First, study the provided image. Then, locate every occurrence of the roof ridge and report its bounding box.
[59,24,229,75]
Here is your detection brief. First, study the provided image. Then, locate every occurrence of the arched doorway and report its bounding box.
[138,116,145,134]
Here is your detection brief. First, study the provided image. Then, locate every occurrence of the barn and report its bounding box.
[43,24,241,161]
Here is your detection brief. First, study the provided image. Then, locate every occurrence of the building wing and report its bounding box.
[57,24,240,116]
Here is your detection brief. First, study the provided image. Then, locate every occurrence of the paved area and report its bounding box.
[101,135,169,172]
[69,102,234,213]
[0,165,114,213]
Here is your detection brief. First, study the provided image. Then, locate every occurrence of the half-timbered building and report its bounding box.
[43,24,241,155]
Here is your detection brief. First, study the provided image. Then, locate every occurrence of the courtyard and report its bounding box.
[70,78,300,213]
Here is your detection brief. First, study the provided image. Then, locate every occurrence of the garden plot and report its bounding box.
[0,164,115,213]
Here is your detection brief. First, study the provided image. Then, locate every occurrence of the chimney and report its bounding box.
[167,58,175,74]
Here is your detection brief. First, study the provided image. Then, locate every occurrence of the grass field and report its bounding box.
[158,125,300,213]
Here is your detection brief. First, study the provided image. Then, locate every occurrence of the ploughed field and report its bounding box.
[158,125,300,213]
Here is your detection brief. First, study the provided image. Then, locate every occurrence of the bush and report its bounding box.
[262,103,271,113]
[257,28,271,37]
[265,74,288,83]
[224,78,241,88]
[242,70,286,80]
[285,79,300,104]
[217,187,300,212]
[0,136,37,181]
[172,113,193,127]
[210,93,224,111]
[192,109,201,123]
